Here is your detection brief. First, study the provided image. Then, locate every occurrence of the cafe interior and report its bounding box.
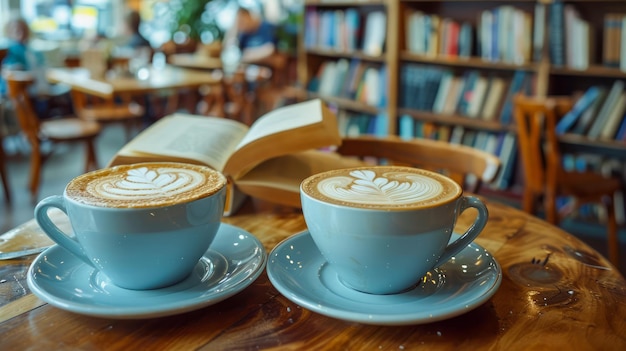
[0,0,625,349]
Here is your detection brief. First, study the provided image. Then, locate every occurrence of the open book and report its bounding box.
[108,99,362,214]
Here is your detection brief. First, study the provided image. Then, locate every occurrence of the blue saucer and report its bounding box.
[27,223,266,319]
[267,231,501,325]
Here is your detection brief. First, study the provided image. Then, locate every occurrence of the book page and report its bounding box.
[121,114,249,171]
[235,99,324,150]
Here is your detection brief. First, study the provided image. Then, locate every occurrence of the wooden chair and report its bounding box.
[4,72,101,200]
[67,50,144,140]
[513,94,622,266]
[70,90,144,141]
[336,135,502,192]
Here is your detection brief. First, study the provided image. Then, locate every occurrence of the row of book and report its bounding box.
[404,5,533,64]
[546,1,593,69]
[397,117,518,190]
[478,5,533,64]
[308,59,388,108]
[555,80,626,141]
[404,12,472,58]
[304,9,387,56]
[399,64,534,124]
[336,110,387,137]
[603,12,626,71]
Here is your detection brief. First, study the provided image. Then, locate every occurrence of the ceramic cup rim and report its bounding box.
[300,165,463,211]
[62,162,227,210]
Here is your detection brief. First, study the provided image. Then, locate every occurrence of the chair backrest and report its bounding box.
[335,135,501,191]
[4,72,41,145]
[513,95,573,193]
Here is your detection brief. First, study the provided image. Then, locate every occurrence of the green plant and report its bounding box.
[169,0,227,43]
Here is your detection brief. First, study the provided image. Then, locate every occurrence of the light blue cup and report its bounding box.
[34,163,226,290]
[301,166,489,295]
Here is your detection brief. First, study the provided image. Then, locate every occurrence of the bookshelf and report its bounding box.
[298,0,626,193]
[298,0,399,135]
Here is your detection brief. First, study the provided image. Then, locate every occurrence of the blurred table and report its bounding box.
[46,65,221,99]
[0,198,624,350]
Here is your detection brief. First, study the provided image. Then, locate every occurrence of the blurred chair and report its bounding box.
[336,135,501,193]
[5,72,101,200]
[513,94,622,266]
[68,49,144,140]
[70,90,144,141]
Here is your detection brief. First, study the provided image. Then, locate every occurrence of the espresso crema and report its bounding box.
[301,166,461,209]
[66,162,226,208]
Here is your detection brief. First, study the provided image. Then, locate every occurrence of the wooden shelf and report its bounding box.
[559,133,626,160]
[397,108,515,133]
[401,52,539,72]
[305,48,387,62]
[550,65,626,79]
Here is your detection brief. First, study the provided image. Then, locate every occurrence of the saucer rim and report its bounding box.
[27,223,266,319]
[267,231,502,325]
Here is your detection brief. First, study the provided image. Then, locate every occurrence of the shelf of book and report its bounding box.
[300,0,398,135]
[298,0,626,204]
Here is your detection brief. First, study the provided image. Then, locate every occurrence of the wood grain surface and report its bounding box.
[0,198,624,350]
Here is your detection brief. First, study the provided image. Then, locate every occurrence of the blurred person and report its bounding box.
[0,16,67,120]
[0,16,38,96]
[123,10,151,50]
[223,7,286,81]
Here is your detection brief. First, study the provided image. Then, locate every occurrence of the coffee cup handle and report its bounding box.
[437,195,489,265]
[34,195,95,268]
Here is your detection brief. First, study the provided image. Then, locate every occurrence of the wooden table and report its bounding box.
[0,199,625,350]
[46,65,222,99]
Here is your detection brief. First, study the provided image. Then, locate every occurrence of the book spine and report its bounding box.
[604,14,622,68]
[549,1,565,66]
[621,16,626,72]
[399,114,415,140]
[499,71,527,125]
[555,86,600,134]
[533,3,546,62]
[588,80,625,138]
[615,113,626,140]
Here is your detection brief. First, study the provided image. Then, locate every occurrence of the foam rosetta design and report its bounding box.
[317,169,443,205]
[92,167,205,200]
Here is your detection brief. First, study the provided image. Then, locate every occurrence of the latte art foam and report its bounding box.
[94,167,205,200]
[317,169,444,205]
[66,162,226,208]
[302,166,461,209]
